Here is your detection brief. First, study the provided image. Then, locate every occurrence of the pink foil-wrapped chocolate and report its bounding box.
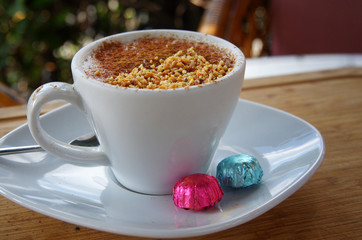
[173,173,224,211]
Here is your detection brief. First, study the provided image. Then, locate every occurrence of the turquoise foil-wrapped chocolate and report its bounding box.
[216,154,263,188]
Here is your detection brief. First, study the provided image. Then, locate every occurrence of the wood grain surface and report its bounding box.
[0,67,361,240]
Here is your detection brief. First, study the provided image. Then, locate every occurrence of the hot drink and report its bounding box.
[84,38,235,89]
[28,30,245,194]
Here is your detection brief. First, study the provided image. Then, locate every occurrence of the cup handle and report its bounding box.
[27,82,109,166]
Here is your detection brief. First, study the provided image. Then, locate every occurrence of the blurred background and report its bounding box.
[1,0,361,106]
[0,0,209,103]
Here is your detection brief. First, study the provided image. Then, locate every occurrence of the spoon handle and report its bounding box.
[0,145,43,155]
[0,134,98,156]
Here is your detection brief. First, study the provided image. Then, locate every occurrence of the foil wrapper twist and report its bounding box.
[173,174,224,211]
[216,154,263,188]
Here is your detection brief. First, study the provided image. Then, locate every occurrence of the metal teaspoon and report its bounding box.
[0,134,99,156]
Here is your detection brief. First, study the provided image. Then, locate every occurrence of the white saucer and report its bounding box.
[0,99,325,238]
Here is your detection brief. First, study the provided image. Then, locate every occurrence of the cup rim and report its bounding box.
[71,29,245,92]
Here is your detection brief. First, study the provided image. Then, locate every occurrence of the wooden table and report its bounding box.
[1,67,361,239]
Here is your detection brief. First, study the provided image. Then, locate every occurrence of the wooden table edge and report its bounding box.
[243,66,362,90]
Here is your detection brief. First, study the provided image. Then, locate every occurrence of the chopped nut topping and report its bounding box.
[88,38,234,89]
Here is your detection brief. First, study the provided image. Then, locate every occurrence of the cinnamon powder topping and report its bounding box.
[87,37,234,89]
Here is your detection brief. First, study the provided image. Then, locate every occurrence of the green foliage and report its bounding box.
[1,0,131,98]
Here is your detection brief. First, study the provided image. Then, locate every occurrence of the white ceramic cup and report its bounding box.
[27,30,245,195]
